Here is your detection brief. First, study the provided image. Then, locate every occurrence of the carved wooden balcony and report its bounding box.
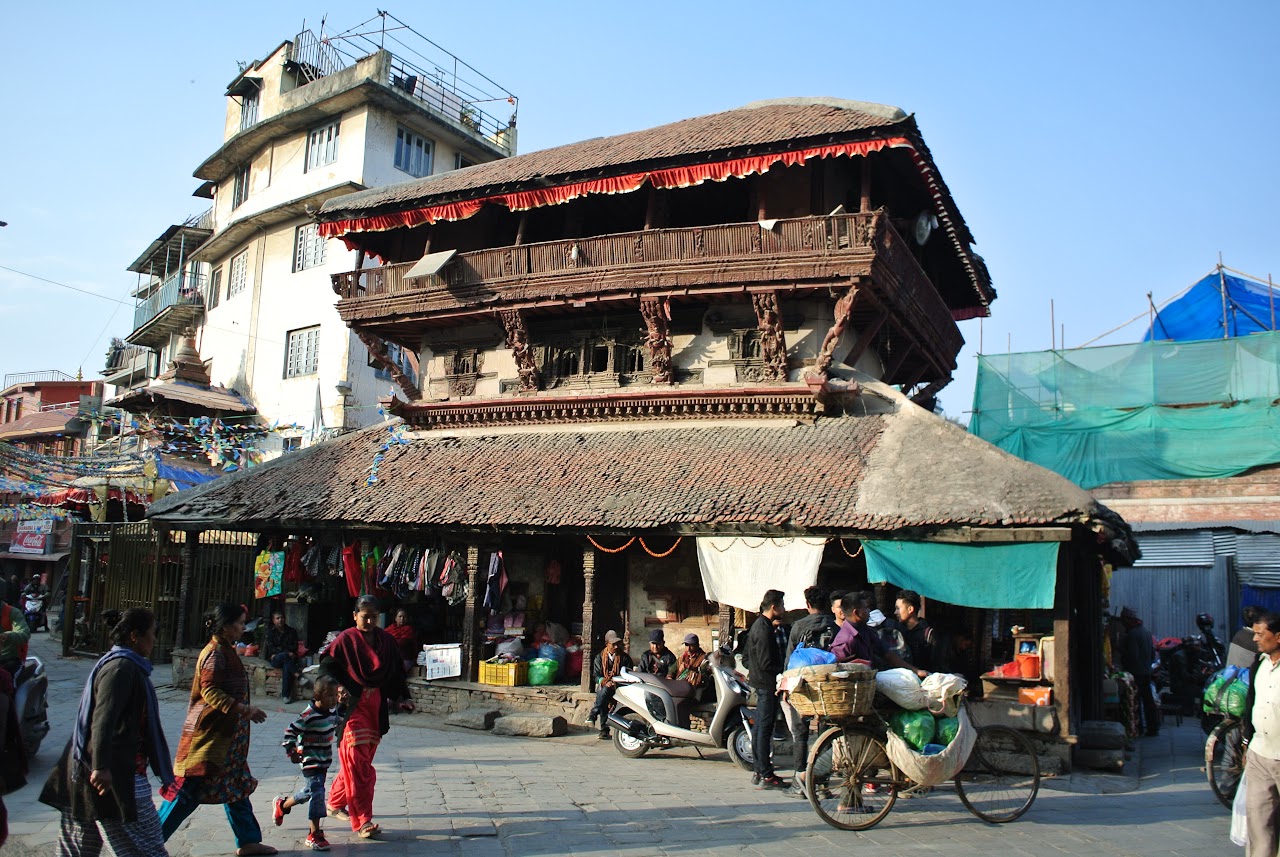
[332,212,964,370]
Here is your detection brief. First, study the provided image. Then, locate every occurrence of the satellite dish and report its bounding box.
[913,211,937,245]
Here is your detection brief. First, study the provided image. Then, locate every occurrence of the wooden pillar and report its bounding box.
[514,212,528,245]
[174,530,200,654]
[462,545,482,681]
[62,524,82,658]
[580,545,597,692]
[1052,545,1072,739]
[859,161,872,212]
[718,603,734,653]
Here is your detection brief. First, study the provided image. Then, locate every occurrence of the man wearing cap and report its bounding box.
[639,629,677,678]
[587,631,633,740]
[675,634,711,691]
[1119,606,1158,737]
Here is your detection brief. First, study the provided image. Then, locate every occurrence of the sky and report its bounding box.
[1,1,1276,418]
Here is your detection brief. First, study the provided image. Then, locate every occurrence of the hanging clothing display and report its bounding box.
[341,542,362,598]
[254,550,284,599]
[482,551,507,611]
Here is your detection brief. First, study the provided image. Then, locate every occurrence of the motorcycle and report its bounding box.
[606,647,792,770]
[1155,613,1226,721]
[13,655,50,759]
[23,590,49,632]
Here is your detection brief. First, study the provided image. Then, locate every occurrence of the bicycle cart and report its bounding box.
[1205,715,1244,808]
[791,666,1041,831]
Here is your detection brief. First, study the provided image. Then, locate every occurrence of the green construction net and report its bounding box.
[969,330,1280,488]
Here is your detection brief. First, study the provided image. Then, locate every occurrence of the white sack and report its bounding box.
[695,537,826,613]
[921,672,969,717]
[875,668,932,711]
[884,707,977,788]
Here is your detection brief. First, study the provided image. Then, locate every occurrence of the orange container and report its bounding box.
[1016,653,1041,679]
[1018,686,1052,706]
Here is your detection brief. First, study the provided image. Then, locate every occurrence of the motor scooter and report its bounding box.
[23,590,48,632]
[606,648,791,770]
[13,655,50,759]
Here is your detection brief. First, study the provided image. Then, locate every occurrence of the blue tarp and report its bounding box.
[863,540,1060,609]
[155,456,220,492]
[1146,272,1280,341]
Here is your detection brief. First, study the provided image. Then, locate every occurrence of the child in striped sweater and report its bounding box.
[273,676,341,851]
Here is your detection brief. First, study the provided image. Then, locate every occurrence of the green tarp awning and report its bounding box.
[863,539,1059,609]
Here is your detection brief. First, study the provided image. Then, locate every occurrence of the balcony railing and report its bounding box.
[132,271,208,332]
[332,213,963,358]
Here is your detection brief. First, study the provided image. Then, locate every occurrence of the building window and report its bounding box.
[394,127,432,177]
[208,267,223,309]
[282,436,302,453]
[454,153,475,170]
[227,250,250,298]
[240,91,259,130]
[293,224,326,272]
[285,326,321,378]
[305,120,340,172]
[370,341,417,384]
[232,164,250,209]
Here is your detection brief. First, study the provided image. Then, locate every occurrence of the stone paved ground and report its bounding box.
[5,633,1232,857]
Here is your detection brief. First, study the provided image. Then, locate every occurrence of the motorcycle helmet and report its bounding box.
[1196,613,1215,632]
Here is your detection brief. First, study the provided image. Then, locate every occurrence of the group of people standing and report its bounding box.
[746,586,938,795]
[38,594,411,857]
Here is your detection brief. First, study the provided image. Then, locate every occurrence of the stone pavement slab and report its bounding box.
[4,633,1234,857]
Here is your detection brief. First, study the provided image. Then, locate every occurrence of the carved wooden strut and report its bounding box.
[809,284,860,381]
[751,291,788,381]
[639,297,673,384]
[499,309,541,391]
[355,328,421,401]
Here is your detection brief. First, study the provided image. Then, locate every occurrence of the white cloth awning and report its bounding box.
[695,537,827,613]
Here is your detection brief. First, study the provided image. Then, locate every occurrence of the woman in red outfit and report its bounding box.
[385,609,418,673]
[320,597,411,839]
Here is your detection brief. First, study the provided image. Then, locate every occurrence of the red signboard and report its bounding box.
[10,531,48,554]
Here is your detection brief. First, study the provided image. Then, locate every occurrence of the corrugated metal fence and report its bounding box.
[1109,562,1231,642]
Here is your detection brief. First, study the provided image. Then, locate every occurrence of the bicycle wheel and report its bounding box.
[955,725,1040,822]
[1206,719,1243,809]
[806,725,899,831]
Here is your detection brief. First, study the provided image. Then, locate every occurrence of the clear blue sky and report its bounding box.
[2,2,1276,417]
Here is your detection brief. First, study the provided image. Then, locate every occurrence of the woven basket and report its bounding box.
[789,668,877,717]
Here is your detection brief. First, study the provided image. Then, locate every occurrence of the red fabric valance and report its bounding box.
[320,137,912,240]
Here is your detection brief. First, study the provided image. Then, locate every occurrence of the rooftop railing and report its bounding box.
[3,370,75,387]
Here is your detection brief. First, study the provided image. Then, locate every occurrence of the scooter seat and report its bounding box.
[633,672,698,699]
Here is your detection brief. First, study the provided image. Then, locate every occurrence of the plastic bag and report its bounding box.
[1225,679,1249,718]
[935,715,960,746]
[876,668,931,711]
[888,708,937,751]
[1231,768,1249,847]
[1203,666,1238,714]
[787,643,837,671]
[921,672,968,717]
[495,637,525,659]
[528,658,559,686]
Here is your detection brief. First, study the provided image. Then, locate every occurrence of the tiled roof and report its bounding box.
[0,409,78,440]
[148,396,1120,538]
[319,99,916,220]
[106,382,255,415]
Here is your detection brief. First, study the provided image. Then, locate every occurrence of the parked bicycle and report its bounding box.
[801,693,1040,830]
[1205,714,1244,809]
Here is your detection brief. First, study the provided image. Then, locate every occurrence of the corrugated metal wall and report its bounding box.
[1237,534,1280,586]
[1109,561,1231,641]
[1131,531,1216,567]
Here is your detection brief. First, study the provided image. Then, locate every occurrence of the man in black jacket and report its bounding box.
[782,587,838,798]
[748,589,787,789]
[1119,606,1158,737]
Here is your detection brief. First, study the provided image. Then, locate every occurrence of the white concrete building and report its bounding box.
[113,16,517,457]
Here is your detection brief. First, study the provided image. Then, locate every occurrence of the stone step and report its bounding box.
[446,707,502,730]
[1074,746,1126,771]
[492,713,568,737]
[1078,720,1127,750]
